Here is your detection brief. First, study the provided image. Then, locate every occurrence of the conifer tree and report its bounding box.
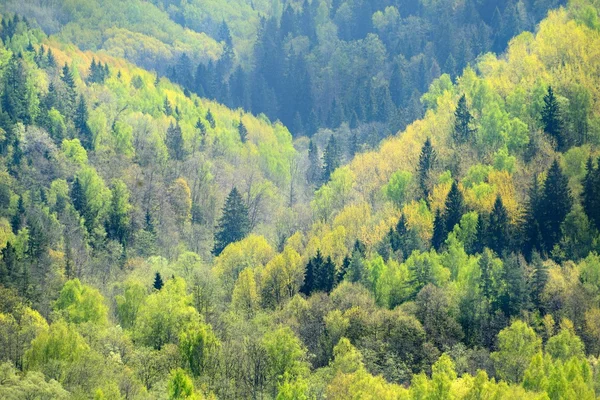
[74,95,93,150]
[540,160,572,254]
[238,119,248,143]
[488,195,509,256]
[164,97,173,116]
[453,95,476,144]
[432,208,446,251]
[46,48,56,68]
[61,63,77,119]
[300,250,320,295]
[530,252,547,310]
[523,174,544,258]
[2,55,32,124]
[499,253,529,317]
[582,157,600,230]
[541,86,564,150]
[417,137,437,200]
[316,256,336,293]
[71,177,87,219]
[306,139,321,185]
[153,272,164,290]
[213,187,250,256]
[166,122,185,161]
[322,135,340,183]
[206,109,216,129]
[444,181,465,235]
[105,180,131,245]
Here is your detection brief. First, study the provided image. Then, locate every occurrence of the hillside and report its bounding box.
[1,0,600,399]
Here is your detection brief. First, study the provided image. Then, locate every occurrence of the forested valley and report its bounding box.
[1,0,600,399]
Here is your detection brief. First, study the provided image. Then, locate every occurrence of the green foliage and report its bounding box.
[491,320,542,383]
[54,279,108,325]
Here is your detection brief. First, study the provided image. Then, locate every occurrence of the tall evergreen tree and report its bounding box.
[417,137,437,200]
[443,181,465,235]
[582,157,600,230]
[322,135,341,183]
[213,187,250,256]
[206,109,216,129]
[523,174,544,258]
[166,122,185,161]
[453,95,476,144]
[2,55,32,124]
[306,139,321,185]
[541,86,565,150]
[499,253,529,318]
[105,181,131,245]
[540,160,572,254]
[238,119,248,143]
[530,252,547,311]
[488,195,510,256]
[153,272,164,290]
[74,95,93,150]
[432,208,446,251]
[164,97,173,116]
[60,63,77,119]
[316,256,336,293]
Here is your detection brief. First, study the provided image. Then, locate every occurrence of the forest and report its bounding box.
[1,0,600,398]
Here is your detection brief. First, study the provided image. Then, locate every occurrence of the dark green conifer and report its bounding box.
[213,187,250,256]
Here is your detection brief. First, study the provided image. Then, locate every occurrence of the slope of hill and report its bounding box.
[1,0,600,399]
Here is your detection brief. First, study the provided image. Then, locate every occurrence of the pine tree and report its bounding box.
[196,118,207,148]
[453,95,476,144]
[540,160,572,254]
[322,135,340,183]
[488,195,509,256]
[166,122,185,161]
[417,137,437,200]
[500,253,529,317]
[0,241,17,286]
[213,187,250,256]
[153,272,164,290]
[444,181,465,235]
[74,95,93,150]
[349,130,358,158]
[10,196,25,233]
[541,86,565,150]
[238,119,248,143]
[479,248,495,300]
[306,139,321,185]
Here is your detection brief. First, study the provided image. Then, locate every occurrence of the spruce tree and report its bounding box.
[2,55,32,124]
[74,95,93,150]
[541,86,564,150]
[488,195,509,256]
[322,135,340,183]
[417,137,437,200]
[164,97,173,116]
[443,181,465,235]
[153,272,164,290]
[71,177,87,219]
[61,63,77,119]
[582,157,600,230]
[213,187,250,256]
[306,139,321,185]
[166,122,185,161]
[523,174,544,258]
[530,252,547,311]
[540,160,572,254]
[238,119,248,143]
[453,95,476,144]
[432,208,446,251]
[317,256,336,293]
[206,109,216,129]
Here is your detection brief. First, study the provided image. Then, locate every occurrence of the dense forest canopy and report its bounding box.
[1,0,600,398]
